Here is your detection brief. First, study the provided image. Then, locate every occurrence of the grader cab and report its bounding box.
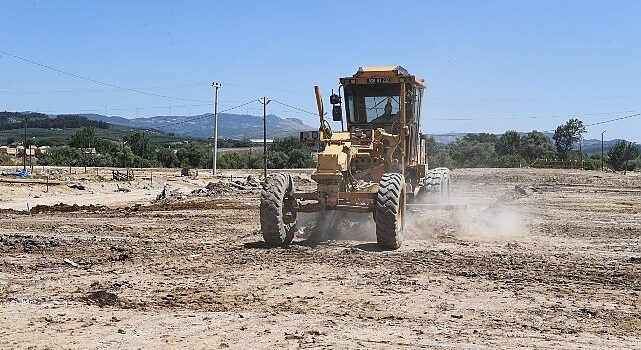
[260,66,451,249]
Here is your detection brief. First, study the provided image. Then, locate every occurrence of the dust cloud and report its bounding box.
[295,211,376,242]
[405,185,529,241]
[295,185,529,243]
[452,203,527,240]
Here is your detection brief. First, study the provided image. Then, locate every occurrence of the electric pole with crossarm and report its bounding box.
[212,82,222,175]
[258,97,271,179]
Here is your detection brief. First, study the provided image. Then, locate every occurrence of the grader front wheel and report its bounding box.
[374,173,405,250]
[260,173,297,246]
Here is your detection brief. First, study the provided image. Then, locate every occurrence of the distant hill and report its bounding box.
[82,113,314,139]
[0,111,108,130]
[581,138,627,155]
[0,111,193,146]
[429,132,468,145]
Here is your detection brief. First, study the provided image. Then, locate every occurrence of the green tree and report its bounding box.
[553,119,585,160]
[0,154,13,166]
[423,136,438,157]
[519,130,556,162]
[287,148,315,168]
[217,153,263,169]
[157,147,179,168]
[246,154,263,169]
[218,153,246,169]
[447,138,497,168]
[93,138,116,154]
[269,136,304,153]
[124,131,154,159]
[429,149,456,169]
[77,153,113,167]
[607,140,640,173]
[267,136,315,169]
[176,142,210,168]
[68,126,96,148]
[113,145,135,168]
[268,151,289,169]
[495,131,521,157]
[463,133,497,143]
[37,146,83,166]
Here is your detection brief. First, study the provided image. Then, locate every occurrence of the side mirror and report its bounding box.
[332,105,342,121]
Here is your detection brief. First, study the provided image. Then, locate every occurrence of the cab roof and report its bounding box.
[343,65,426,88]
[355,66,409,76]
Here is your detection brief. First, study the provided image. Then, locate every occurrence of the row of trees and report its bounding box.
[0,112,108,131]
[428,119,640,171]
[9,118,640,173]
[36,126,314,170]
[428,130,556,169]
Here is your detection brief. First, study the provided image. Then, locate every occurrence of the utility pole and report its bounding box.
[212,82,222,175]
[601,130,606,171]
[258,97,271,179]
[23,116,27,172]
[122,140,128,169]
[141,131,145,169]
[579,135,583,166]
[86,140,90,174]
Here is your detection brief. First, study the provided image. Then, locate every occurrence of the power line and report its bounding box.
[539,112,641,133]
[0,49,211,103]
[78,104,210,113]
[0,82,210,94]
[585,113,641,127]
[75,101,249,113]
[222,82,301,93]
[427,110,641,122]
[428,116,566,121]
[271,99,318,116]
[219,100,259,114]
[7,100,254,116]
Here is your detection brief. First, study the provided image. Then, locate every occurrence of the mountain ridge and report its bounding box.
[81,113,313,139]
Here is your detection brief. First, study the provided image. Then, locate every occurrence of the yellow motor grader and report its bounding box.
[260,66,450,249]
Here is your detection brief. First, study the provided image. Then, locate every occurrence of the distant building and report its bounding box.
[0,145,48,156]
[79,148,97,155]
[250,139,273,147]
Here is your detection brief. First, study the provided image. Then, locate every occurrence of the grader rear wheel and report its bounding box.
[260,173,297,246]
[424,167,451,201]
[374,173,405,250]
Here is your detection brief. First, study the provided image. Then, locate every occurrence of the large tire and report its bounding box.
[424,167,451,202]
[374,173,405,250]
[260,173,296,245]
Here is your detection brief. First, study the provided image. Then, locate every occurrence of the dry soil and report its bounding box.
[1,167,640,349]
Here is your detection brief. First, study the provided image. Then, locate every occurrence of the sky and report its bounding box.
[1,0,640,141]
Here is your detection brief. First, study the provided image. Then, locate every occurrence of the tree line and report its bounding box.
[5,117,639,172]
[428,118,640,172]
[0,112,109,131]
[35,126,314,170]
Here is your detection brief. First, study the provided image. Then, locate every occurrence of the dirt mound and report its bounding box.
[142,198,256,212]
[82,290,119,307]
[192,175,263,197]
[30,203,107,214]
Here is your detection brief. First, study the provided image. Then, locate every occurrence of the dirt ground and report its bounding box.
[1,167,640,349]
